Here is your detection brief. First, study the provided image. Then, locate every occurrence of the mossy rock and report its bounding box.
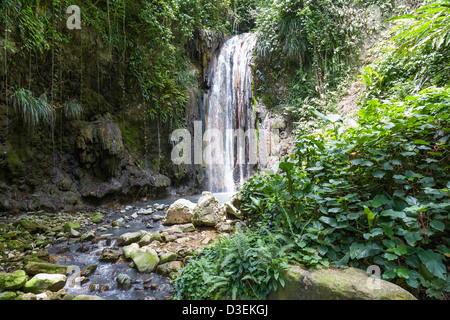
[91,212,103,224]
[24,262,70,276]
[23,273,67,294]
[14,219,46,233]
[0,270,28,290]
[62,221,81,233]
[7,240,25,251]
[0,291,17,300]
[268,264,417,300]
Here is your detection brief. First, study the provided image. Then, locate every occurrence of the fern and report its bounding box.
[63,100,84,120]
[12,88,55,130]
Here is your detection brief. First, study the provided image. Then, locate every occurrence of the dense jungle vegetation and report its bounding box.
[173,0,450,300]
[0,0,448,301]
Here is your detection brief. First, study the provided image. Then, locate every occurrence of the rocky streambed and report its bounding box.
[0,191,240,300]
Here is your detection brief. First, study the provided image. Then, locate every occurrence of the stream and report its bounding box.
[48,192,233,300]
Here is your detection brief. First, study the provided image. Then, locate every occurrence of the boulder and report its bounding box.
[156,261,184,276]
[192,191,225,227]
[224,202,240,218]
[62,221,81,233]
[116,230,147,246]
[13,219,46,233]
[24,273,67,294]
[268,265,416,300]
[24,262,70,276]
[0,270,28,290]
[160,252,178,264]
[81,265,97,277]
[122,243,139,259]
[92,212,103,224]
[130,246,160,273]
[0,292,17,300]
[116,274,132,290]
[99,248,122,262]
[163,199,196,225]
[80,231,95,242]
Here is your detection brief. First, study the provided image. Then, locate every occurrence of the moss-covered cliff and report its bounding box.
[0,1,229,212]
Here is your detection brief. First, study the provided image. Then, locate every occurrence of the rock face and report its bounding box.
[192,192,225,227]
[23,273,67,294]
[269,265,416,300]
[163,199,196,225]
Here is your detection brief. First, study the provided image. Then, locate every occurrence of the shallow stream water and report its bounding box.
[47,192,232,300]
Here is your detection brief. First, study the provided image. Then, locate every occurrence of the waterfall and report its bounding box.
[205,33,256,193]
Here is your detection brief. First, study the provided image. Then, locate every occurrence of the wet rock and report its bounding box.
[130,246,160,273]
[99,248,122,262]
[76,244,90,253]
[163,199,196,225]
[0,270,28,290]
[117,273,132,290]
[81,265,97,277]
[24,273,67,294]
[80,231,95,242]
[92,233,113,244]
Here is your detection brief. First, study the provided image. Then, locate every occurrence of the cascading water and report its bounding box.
[205,33,257,193]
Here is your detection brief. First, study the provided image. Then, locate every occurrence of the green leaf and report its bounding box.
[317,245,329,256]
[371,194,387,208]
[430,220,445,232]
[364,206,375,230]
[394,245,407,256]
[349,242,364,259]
[381,162,394,170]
[417,249,446,280]
[383,252,398,261]
[380,209,406,219]
[404,231,422,246]
[396,268,409,279]
[361,160,374,167]
[372,170,386,178]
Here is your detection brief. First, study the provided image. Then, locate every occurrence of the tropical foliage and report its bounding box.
[174,0,449,300]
